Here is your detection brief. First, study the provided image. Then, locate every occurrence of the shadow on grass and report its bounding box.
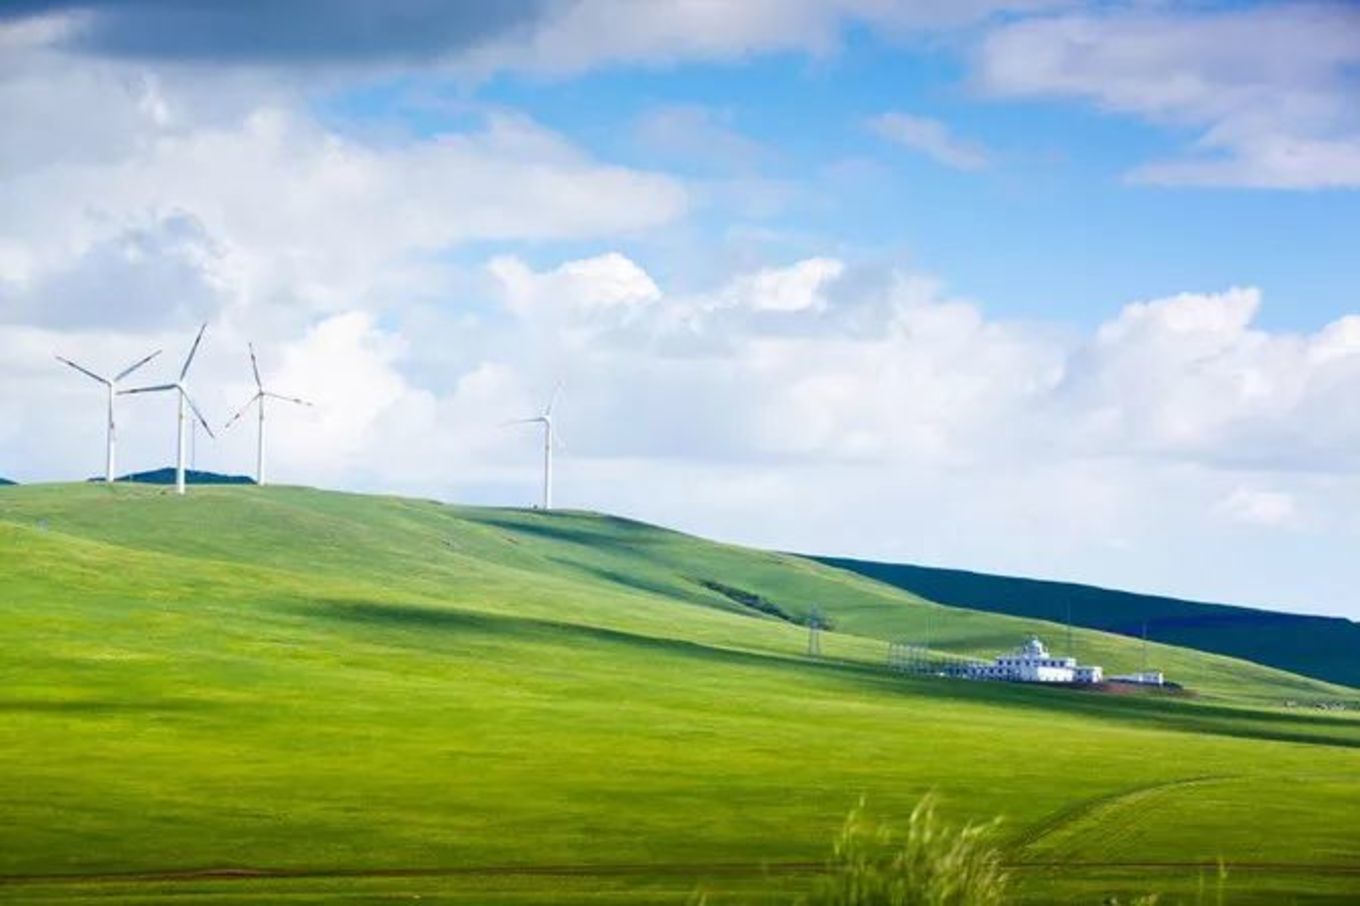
[556,560,679,599]
[297,598,1360,752]
[0,698,204,715]
[298,599,751,666]
[466,511,675,553]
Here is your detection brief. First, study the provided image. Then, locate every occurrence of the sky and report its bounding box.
[2,0,1359,618]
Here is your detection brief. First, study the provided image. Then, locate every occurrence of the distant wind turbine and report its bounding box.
[223,342,312,486]
[120,323,215,496]
[54,348,162,483]
[509,383,563,510]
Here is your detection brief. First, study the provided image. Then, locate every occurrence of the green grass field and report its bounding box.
[1,483,1357,904]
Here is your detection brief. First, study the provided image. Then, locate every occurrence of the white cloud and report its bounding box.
[870,112,991,170]
[975,4,1360,188]
[0,38,688,333]
[490,252,662,320]
[1,106,687,325]
[720,257,846,313]
[1218,487,1299,528]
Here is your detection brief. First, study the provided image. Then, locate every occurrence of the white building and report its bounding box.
[964,636,1103,685]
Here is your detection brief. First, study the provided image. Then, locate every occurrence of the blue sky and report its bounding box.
[3,1,1360,617]
[319,19,1360,332]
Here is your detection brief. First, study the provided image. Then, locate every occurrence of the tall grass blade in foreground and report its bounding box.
[801,796,1008,906]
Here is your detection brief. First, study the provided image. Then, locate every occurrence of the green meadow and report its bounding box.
[1,483,1357,904]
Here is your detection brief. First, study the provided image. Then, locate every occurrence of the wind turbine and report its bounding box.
[510,383,563,510]
[223,342,312,486]
[120,323,215,496]
[55,348,162,483]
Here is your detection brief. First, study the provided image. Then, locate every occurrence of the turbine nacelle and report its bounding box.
[118,382,216,439]
[509,383,564,510]
[222,341,312,486]
[117,322,211,495]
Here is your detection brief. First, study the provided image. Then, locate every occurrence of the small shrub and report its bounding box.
[800,796,1009,906]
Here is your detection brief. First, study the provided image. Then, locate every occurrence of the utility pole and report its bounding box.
[1066,600,1074,658]
[1142,621,1149,672]
[807,605,822,658]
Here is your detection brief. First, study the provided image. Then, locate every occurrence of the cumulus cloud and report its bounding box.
[870,112,991,170]
[719,257,846,313]
[975,4,1360,188]
[3,213,227,329]
[0,35,687,332]
[1218,487,1298,528]
[480,253,1360,477]
[491,252,662,320]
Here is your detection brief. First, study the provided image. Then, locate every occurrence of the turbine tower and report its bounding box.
[120,323,215,496]
[54,348,161,483]
[511,383,563,510]
[223,342,312,486]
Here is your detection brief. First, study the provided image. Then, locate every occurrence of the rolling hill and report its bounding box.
[816,556,1360,690]
[1,483,1357,905]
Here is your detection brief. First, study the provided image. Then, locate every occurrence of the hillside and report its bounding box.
[817,556,1360,690]
[1,484,1358,905]
[0,477,15,485]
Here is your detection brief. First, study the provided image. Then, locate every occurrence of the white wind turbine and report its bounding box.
[54,348,162,483]
[120,323,215,496]
[509,383,563,510]
[223,342,312,486]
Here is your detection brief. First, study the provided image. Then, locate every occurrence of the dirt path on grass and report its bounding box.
[1011,774,1236,852]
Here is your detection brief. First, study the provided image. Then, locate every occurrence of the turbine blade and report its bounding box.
[182,390,216,439]
[248,342,262,391]
[552,425,567,451]
[264,391,313,407]
[118,383,177,396]
[55,355,109,385]
[223,393,262,430]
[502,417,543,427]
[180,322,208,381]
[114,349,162,382]
[543,380,564,417]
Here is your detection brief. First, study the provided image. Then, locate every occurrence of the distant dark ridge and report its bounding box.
[0,477,15,486]
[91,468,256,486]
[814,556,1360,690]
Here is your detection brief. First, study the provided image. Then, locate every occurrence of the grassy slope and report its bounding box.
[817,556,1360,690]
[1,483,1358,905]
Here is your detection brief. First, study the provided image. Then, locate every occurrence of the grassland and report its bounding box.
[1,483,1357,904]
